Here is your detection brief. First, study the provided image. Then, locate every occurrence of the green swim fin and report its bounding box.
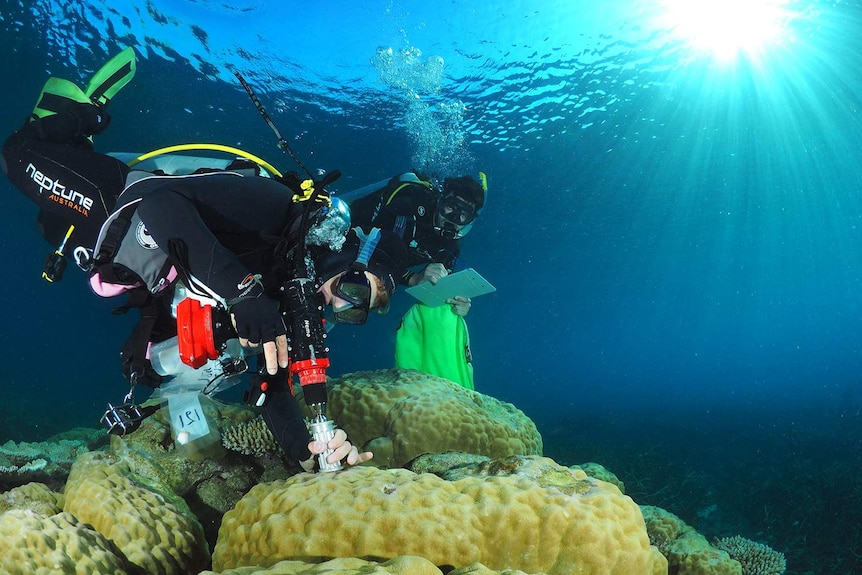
[31,47,137,120]
[85,46,137,106]
[31,77,91,119]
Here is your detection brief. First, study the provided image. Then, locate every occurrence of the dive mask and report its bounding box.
[435,195,477,239]
[330,227,384,324]
[332,264,372,324]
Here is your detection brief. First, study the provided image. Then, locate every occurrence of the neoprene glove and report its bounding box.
[227,276,286,344]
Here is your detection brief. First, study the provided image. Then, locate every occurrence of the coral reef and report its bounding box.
[64,450,210,575]
[0,454,664,575]
[713,535,787,575]
[222,416,280,456]
[642,505,742,575]
[1,369,786,575]
[299,368,543,467]
[0,481,64,515]
[200,556,444,575]
[0,427,105,489]
[110,397,291,521]
[212,463,666,574]
[200,556,537,574]
[0,510,140,575]
[0,397,288,575]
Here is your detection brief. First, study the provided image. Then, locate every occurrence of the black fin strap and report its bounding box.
[88,61,134,104]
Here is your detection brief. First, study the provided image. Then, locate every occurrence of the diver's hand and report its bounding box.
[229,296,289,375]
[448,295,472,317]
[299,428,373,472]
[412,262,448,285]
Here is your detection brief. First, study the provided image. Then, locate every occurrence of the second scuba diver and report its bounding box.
[348,171,487,388]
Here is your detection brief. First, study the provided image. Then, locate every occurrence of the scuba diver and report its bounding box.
[347,171,487,389]
[348,171,486,291]
[1,48,409,472]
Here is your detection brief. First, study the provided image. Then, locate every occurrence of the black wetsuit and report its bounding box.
[349,174,461,283]
[2,124,129,249]
[132,172,306,297]
[1,120,314,464]
[2,124,303,292]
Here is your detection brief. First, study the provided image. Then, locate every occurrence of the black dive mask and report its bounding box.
[435,195,476,239]
[330,228,384,324]
[437,195,477,226]
[332,264,372,324]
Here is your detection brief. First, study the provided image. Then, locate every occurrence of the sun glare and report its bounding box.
[659,0,793,61]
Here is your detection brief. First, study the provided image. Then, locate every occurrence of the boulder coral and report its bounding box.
[304,369,543,467]
[200,556,539,574]
[642,505,741,575]
[0,481,64,515]
[212,464,667,575]
[200,555,445,575]
[63,450,210,575]
[0,509,139,575]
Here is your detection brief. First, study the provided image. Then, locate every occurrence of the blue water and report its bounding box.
[2,1,861,572]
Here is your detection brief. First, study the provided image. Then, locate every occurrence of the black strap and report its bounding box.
[92,204,136,285]
[88,61,134,104]
[167,238,194,290]
[36,92,85,117]
[117,289,164,389]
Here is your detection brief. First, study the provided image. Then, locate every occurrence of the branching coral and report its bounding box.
[713,535,786,575]
[221,416,280,456]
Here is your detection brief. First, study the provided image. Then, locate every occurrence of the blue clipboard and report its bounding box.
[404,268,496,307]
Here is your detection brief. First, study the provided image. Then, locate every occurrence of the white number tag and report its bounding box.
[168,392,210,445]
